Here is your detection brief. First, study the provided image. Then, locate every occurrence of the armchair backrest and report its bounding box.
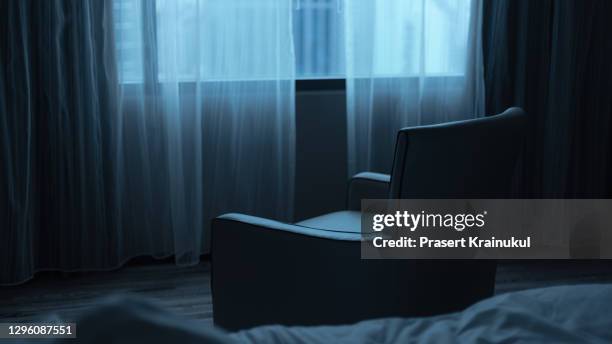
[389,107,528,198]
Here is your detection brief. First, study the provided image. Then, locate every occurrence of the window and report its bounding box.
[113,0,472,82]
[346,0,472,77]
[294,0,345,78]
[112,0,144,83]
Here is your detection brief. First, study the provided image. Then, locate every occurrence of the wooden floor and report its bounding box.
[0,260,213,326]
[2,260,612,326]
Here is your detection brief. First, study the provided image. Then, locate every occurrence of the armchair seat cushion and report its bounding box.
[296,211,361,234]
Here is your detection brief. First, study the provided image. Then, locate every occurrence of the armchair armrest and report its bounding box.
[212,213,361,241]
[347,172,390,210]
[211,213,362,330]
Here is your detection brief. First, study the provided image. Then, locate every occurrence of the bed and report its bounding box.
[43,284,612,343]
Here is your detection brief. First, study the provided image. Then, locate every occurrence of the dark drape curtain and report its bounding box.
[0,0,129,284]
[0,0,189,285]
[483,0,612,198]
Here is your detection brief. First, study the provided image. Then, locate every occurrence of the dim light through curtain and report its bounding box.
[344,0,485,175]
[0,0,295,284]
[114,0,296,262]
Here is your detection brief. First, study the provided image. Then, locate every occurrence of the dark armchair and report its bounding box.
[211,107,528,330]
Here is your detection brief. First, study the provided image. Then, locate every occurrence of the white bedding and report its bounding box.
[44,284,612,343]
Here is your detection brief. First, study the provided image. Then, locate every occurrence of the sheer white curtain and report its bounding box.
[0,0,294,284]
[113,0,295,263]
[344,0,485,175]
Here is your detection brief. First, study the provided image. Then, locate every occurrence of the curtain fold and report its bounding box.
[344,0,485,175]
[0,0,295,284]
[483,0,612,198]
[1,0,126,284]
[148,0,296,260]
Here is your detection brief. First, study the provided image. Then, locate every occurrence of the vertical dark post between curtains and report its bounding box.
[483,0,612,198]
